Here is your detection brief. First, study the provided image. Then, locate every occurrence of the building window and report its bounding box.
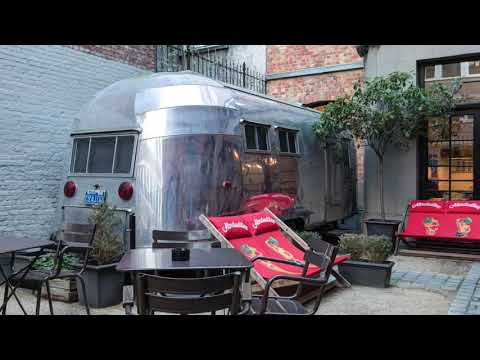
[424,115,474,200]
[70,134,136,175]
[424,59,480,81]
[244,123,270,151]
[278,129,299,154]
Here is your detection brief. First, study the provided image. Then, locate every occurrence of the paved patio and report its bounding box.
[2,255,479,315]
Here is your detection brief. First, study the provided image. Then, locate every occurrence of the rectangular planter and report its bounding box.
[41,278,78,303]
[365,219,401,250]
[338,260,394,288]
[77,263,124,308]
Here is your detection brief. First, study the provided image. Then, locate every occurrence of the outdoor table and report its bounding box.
[0,235,54,315]
[116,247,253,314]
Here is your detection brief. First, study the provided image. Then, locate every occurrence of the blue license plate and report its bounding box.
[84,190,106,205]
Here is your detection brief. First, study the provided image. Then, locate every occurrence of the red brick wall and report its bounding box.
[64,45,156,71]
[267,45,361,75]
[267,69,363,104]
[266,45,363,105]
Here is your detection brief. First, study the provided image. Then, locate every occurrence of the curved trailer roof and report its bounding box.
[72,71,321,135]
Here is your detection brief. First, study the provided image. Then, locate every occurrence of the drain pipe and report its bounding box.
[324,141,329,223]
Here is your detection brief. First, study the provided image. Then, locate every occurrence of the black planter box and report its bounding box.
[77,263,123,308]
[338,259,394,288]
[365,219,401,249]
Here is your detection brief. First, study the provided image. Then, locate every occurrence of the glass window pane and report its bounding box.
[428,166,449,181]
[88,137,115,173]
[451,192,473,200]
[442,62,460,78]
[451,141,473,167]
[451,181,474,192]
[468,61,480,75]
[72,138,89,173]
[428,117,449,140]
[114,136,134,173]
[425,191,449,201]
[450,168,473,180]
[451,115,473,140]
[428,141,450,166]
[426,180,450,193]
[245,125,257,150]
[257,126,268,150]
[425,65,435,79]
[288,132,297,153]
[279,130,288,152]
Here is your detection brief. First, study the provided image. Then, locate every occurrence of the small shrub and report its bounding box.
[33,253,80,272]
[338,234,365,261]
[339,233,392,263]
[88,202,124,266]
[365,235,392,263]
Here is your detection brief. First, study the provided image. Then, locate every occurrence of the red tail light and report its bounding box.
[64,181,76,198]
[118,182,133,200]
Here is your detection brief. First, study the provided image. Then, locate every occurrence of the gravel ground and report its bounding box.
[313,285,452,315]
[1,255,473,315]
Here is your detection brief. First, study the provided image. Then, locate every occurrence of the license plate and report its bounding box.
[84,190,106,205]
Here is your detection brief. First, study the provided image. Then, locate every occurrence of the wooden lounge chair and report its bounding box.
[199,208,351,301]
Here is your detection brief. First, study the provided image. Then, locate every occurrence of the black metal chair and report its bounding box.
[136,272,242,315]
[7,223,96,315]
[246,237,338,315]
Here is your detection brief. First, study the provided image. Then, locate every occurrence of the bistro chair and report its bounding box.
[7,223,96,315]
[136,271,242,315]
[245,237,339,315]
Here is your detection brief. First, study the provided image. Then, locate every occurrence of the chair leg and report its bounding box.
[76,275,90,315]
[35,284,42,315]
[45,280,54,315]
[2,280,8,315]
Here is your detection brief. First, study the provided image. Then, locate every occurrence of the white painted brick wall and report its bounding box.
[0,45,151,240]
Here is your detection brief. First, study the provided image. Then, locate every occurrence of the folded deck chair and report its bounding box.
[199,208,350,299]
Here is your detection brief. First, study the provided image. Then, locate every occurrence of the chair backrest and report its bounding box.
[297,238,338,314]
[53,223,97,273]
[136,272,242,315]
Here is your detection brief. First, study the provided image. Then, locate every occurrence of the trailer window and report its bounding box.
[244,124,270,151]
[70,134,136,175]
[278,129,298,154]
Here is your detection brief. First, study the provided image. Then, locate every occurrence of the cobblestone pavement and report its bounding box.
[390,262,480,315]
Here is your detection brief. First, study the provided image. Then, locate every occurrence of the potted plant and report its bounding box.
[312,71,459,244]
[32,253,80,302]
[77,202,125,308]
[337,233,394,288]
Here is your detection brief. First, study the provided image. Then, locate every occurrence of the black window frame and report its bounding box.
[243,122,271,153]
[417,53,480,200]
[277,127,300,155]
[69,132,138,177]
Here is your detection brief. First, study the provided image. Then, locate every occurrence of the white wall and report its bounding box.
[0,45,151,240]
[362,45,480,220]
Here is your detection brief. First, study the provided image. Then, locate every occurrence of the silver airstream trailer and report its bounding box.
[59,71,356,249]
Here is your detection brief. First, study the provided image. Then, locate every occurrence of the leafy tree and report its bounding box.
[313,71,460,220]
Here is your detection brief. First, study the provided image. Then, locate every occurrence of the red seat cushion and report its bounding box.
[398,200,480,241]
[242,211,279,235]
[208,215,251,240]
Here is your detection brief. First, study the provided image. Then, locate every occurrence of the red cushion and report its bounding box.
[208,215,251,240]
[409,200,445,213]
[242,211,279,235]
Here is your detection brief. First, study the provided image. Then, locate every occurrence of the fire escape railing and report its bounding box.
[156,45,266,94]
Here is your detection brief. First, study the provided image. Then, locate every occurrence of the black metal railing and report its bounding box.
[156,45,266,94]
